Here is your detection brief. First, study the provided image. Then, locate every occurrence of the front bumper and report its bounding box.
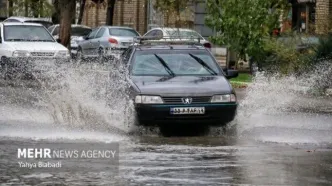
[4,57,70,72]
[105,48,126,59]
[135,103,237,126]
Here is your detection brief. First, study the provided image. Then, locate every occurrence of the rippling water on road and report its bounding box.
[0,63,332,185]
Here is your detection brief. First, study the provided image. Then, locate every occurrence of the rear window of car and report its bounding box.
[166,30,204,39]
[109,28,139,37]
[51,26,92,36]
[131,50,221,76]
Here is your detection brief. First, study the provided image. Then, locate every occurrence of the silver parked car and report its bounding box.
[3,16,53,29]
[77,26,140,62]
[48,24,92,57]
[143,27,212,49]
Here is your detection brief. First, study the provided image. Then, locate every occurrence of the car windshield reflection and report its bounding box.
[131,50,220,76]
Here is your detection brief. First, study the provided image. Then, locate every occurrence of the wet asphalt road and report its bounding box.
[0,72,332,185]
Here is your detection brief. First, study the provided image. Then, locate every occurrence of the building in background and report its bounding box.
[283,0,332,34]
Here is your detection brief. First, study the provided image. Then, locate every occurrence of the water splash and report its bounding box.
[32,60,136,135]
[236,60,332,144]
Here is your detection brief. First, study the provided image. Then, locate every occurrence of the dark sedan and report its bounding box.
[117,39,239,130]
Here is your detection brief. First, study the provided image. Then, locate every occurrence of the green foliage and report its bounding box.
[8,0,53,17]
[205,0,290,60]
[257,35,318,75]
[315,35,332,60]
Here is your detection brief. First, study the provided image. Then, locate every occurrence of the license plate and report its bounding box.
[170,107,205,115]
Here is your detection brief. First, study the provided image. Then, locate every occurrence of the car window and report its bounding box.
[72,27,92,36]
[109,28,139,37]
[48,25,55,33]
[155,30,163,38]
[95,27,105,38]
[166,30,204,39]
[88,28,99,39]
[145,30,156,37]
[4,25,55,42]
[131,50,221,76]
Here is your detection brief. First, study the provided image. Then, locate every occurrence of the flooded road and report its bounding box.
[0,65,332,186]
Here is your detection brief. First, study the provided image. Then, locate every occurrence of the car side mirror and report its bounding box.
[225,69,239,79]
[84,36,89,40]
[56,38,61,43]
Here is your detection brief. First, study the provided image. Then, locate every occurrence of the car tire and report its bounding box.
[76,48,84,66]
[1,57,12,80]
[98,48,106,64]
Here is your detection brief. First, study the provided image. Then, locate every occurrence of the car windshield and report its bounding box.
[166,30,204,39]
[131,50,220,76]
[109,28,139,37]
[51,26,92,36]
[4,25,55,42]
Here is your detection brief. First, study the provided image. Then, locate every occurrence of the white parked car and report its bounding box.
[0,22,70,78]
[3,16,53,29]
[143,27,212,49]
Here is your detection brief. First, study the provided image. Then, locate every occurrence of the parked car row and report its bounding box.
[0,16,213,66]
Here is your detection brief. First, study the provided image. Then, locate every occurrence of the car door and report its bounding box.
[81,28,99,56]
[91,27,106,56]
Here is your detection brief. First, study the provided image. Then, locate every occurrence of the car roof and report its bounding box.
[51,24,91,29]
[2,22,44,26]
[5,16,52,22]
[105,26,137,30]
[135,44,206,51]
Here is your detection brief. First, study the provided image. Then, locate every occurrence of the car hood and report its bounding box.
[9,42,68,51]
[131,75,233,96]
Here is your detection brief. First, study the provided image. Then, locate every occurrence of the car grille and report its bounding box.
[162,96,211,104]
[30,52,55,57]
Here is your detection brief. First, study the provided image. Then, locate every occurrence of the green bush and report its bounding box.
[253,34,318,75]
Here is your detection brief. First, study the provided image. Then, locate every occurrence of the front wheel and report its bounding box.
[76,49,84,66]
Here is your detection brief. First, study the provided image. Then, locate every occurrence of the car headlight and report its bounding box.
[211,94,236,103]
[135,95,163,104]
[56,50,70,58]
[12,50,30,57]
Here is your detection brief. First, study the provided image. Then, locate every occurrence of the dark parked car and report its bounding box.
[115,37,239,133]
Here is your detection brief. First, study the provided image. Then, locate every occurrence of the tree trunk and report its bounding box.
[24,0,29,17]
[39,0,44,17]
[77,0,86,24]
[52,0,61,24]
[31,0,39,17]
[8,0,13,16]
[106,0,116,25]
[59,0,76,49]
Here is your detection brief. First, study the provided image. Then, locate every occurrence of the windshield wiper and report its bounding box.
[188,53,218,75]
[154,54,176,76]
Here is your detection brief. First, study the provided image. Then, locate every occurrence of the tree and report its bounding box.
[77,0,86,24]
[205,0,290,60]
[106,0,116,25]
[58,0,76,49]
[154,0,195,27]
